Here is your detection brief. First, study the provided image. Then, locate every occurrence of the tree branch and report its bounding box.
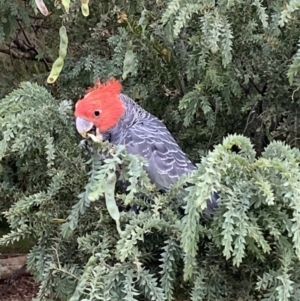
[0,46,37,60]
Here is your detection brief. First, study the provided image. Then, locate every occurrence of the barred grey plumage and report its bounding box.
[101,94,219,216]
[105,94,196,191]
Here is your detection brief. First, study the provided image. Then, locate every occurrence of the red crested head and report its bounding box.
[74,78,125,135]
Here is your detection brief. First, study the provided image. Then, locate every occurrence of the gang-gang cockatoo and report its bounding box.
[74,78,218,216]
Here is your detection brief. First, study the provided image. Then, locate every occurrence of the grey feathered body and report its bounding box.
[102,94,218,216]
[104,94,196,191]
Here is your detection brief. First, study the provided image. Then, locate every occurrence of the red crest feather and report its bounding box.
[86,78,123,95]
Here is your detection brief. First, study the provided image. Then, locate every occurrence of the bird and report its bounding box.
[74,78,218,217]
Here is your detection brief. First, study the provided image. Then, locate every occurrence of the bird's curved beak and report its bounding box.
[75,117,94,138]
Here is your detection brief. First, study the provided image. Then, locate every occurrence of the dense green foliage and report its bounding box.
[1,0,300,300]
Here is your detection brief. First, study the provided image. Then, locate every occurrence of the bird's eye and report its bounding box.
[94,110,101,117]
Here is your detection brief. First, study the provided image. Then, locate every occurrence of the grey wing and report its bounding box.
[124,116,196,191]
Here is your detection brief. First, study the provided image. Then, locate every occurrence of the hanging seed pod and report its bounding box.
[61,0,70,13]
[122,41,136,80]
[58,26,68,59]
[47,57,64,84]
[122,49,135,80]
[80,0,89,17]
[35,0,49,16]
[138,9,149,34]
[105,172,122,234]
[47,26,68,84]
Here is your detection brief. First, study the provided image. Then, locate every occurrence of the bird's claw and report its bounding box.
[79,139,94,153]
[79,139,113,164]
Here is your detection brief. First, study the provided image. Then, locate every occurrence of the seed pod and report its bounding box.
[105,172,122,234]
[58,26,68,58]
[122,49,135,80]
[35,0,49,16]
[80,0,89,17]
[47,57,64,84]
[87,130,103,142]
[138,9,149,34]
[47,26,68,84]
[61,0,70,13]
